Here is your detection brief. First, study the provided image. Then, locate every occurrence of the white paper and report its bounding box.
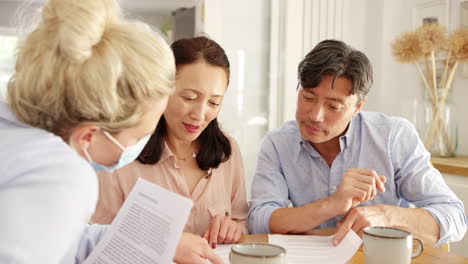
[268,230,362,264]
[213,244,233,263]
[84,178,193,264]
[170,244,232,264]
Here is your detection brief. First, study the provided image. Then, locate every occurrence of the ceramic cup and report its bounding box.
[363,226,424,264]
[230,243,287,264]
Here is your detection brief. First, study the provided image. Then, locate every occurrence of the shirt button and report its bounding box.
[225,211,229,217]
[331,185,337,191]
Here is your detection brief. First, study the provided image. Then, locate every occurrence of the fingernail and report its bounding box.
[332,239,337,246]
[211,242,217,249]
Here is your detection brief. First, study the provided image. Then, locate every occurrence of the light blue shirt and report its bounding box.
[0,101,107,263]
[247,112,467,246]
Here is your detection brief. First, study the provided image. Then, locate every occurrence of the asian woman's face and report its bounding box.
[164,60,228,143]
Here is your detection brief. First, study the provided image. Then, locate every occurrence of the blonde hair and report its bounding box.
[7,0,175,137]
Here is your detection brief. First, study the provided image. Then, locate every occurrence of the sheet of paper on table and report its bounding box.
[83,178,193,264]
[268,230,362,264]
[213,244,233,263]
[170,244,233,264]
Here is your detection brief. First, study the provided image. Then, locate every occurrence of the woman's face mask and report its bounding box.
[84,130,151,172]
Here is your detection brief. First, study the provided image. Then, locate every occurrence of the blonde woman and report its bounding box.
[0,0,221,263]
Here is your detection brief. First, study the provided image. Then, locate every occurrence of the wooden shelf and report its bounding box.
[431,155,468,177]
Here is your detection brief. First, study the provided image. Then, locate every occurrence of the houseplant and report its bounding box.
[392,22,468,156]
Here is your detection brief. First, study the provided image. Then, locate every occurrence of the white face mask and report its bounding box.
[84,130,151,172]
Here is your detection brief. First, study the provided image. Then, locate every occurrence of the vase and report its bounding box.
[413,88,458,157]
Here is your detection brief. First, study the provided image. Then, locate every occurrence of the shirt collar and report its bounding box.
[340,116,355,150]
[160,141,174,163]
[299,136,322,158]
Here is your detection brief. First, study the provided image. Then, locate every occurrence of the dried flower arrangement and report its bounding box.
[392,22,468,156]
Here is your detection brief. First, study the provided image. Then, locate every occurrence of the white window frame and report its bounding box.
[0,27,18,100]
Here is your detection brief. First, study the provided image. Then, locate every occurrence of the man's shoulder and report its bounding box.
[260,120,300,154]
[359,111,413,130]
[267,120,300,140]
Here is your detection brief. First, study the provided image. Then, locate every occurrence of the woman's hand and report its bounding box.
[203,215,244,248]
[174,232,223,264]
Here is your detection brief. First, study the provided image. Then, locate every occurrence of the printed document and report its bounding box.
[84,178,193,264]
[269,230,362,264]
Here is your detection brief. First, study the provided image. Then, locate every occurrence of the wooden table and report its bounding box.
[431,155,468,177]
[239,229,468,264]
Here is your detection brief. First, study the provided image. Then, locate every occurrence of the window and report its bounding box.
[0,31,18,99]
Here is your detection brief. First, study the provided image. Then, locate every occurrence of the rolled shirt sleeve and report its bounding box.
[247,135,291,234]
[391,118,467,246]
[72,224,109,264]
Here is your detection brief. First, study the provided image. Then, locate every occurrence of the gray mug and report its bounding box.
[230,243,287,264]
[363,226,423,264]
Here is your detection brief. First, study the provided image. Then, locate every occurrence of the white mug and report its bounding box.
[230,243,286,264]
[363,226,423,264]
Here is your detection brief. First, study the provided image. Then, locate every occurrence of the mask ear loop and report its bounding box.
[83,148,94,163]
[83,146,114,172]
[102,130,126,150]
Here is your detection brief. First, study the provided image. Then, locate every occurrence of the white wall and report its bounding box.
[129,11,169,28]
[0,2,18,28]
[200,0,271,199]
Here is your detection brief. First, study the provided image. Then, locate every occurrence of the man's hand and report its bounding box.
[329,169,386,215]
[203,215,243,248]
[174,232,223,264]
[332,204,388,246]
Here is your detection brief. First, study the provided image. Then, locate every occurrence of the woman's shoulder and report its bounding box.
[0,123,97,203]
[2,125,91,176]
[221,132,241,155]
[106,153,170,182]
[223,131,238,144]
[215,132,242,171]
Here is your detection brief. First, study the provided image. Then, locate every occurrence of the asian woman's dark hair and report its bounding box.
[137,36,231,170]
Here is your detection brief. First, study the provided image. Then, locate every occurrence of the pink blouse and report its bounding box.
[91,137,249,236]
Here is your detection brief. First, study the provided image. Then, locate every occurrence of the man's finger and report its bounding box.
[352,169,386,193]
[333,209,360,246]
[369,170,385,193]
[352,175,376,200]
[350,213,367,235]
[350,185,368,202]
[356,228,364,238]
[370,178,377,200]
[380,175,387,183]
